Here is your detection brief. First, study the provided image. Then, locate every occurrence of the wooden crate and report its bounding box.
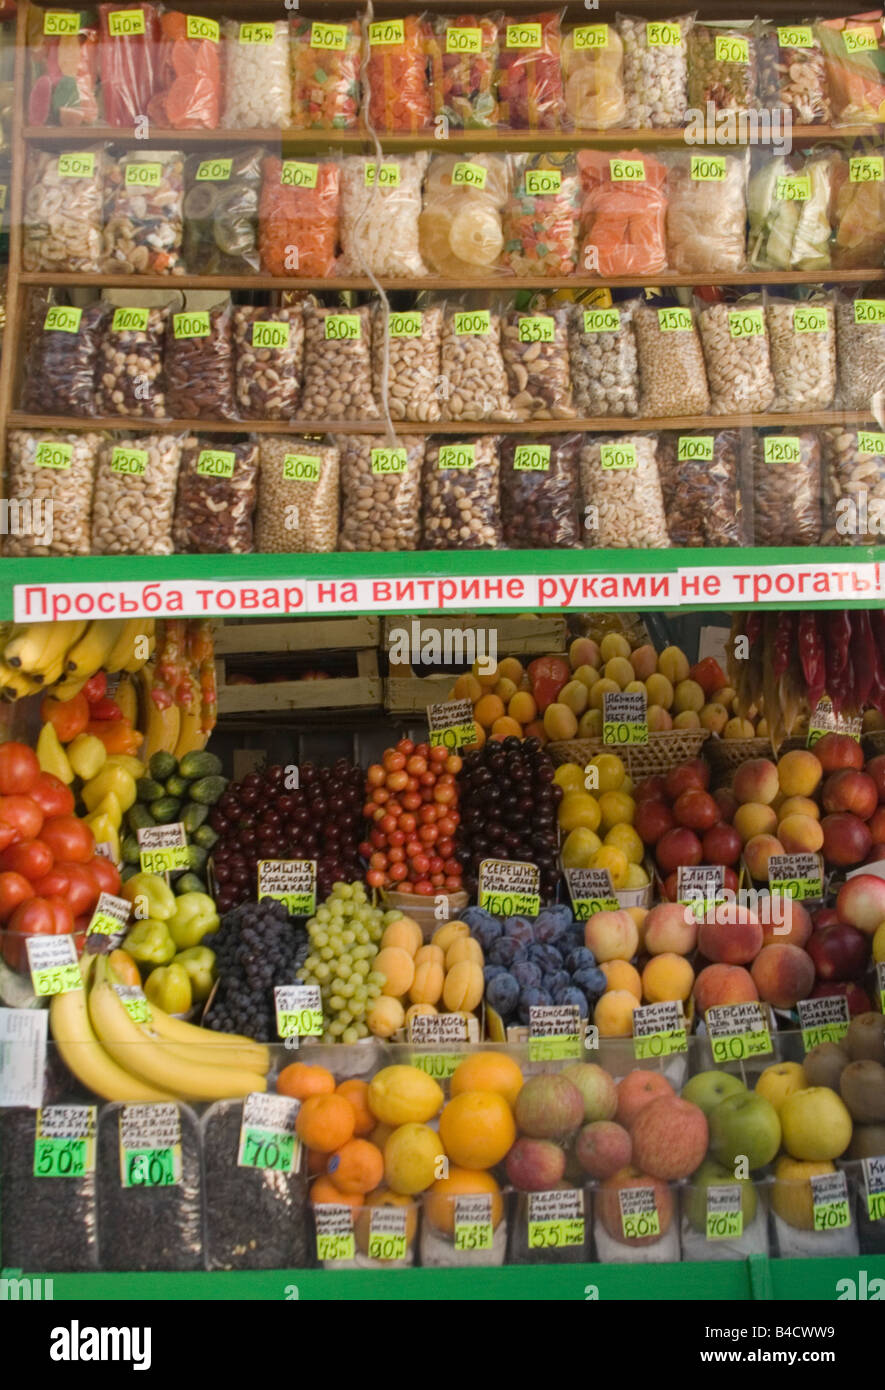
[381,615,567,660]
[214,617,379,657]
[218,649,381,716]
[384,670,454,718]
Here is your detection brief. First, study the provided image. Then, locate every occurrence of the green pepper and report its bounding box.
[144,963,193,1016]
[173,946,216,1003]
[122,919,176,967]
[121,872,178,922]
[167,891,220,949]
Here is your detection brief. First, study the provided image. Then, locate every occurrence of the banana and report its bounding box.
[3,620,87,673]
[0,660,44,700]
[65,619,126,676]
[173,673,208,761]
[31,650,66,687]
[123,627,156,673]
[50,957,177,1104]
[114,673,139,724]
[48,669,92,701]
[104,618,149,675]
[145,1005,270,1075]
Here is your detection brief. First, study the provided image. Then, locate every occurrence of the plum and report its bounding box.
[487,972,519,1019]
[517,986,554,1025]
[545,970,571,996]
[573,966,607,1000]
[554,986,589,1014]
[528,943,564,973]
[534,907,573,943]
[462,906,502,935]
[483,963,508,983]
[512,960,543,990]
[489,937,524,968]
[504,915,535,945]
[566,947,597,974]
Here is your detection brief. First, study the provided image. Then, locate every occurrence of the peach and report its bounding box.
[598,1166,674,1246]
[569,637,601,671]
[733,802,779,843]
[615,1069,675,1129]
[699,702,730,734]
[593,989,638,1038]
[643,901,698,956]
[733,757,780,806]
[657,646,690,684]
[761,897,812,950]
[575,1120,633,1179]
[693,963,759,1018]
[674,679,705,714]
[584,909,639,963]
[698,906,763,965]
[778,796,821,822]
[645,673,674,710]
[647,705,673,732]
[641,953,695,1004]
[744,833,785,881]
[629,644,658,681]
[835,873,885,936]
[777,749,823,798]
[600,959,642,1000]
[631,1097,709,1181]
[778,814,825,855]
[751,943,815,1010]
[673,710,701,730]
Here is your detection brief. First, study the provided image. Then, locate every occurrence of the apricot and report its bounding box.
[605,656,635,689]
[700,702,730,734]
[443,960,484,1013]
[744,833,785,881]
[589,677,621,711]
[381,917,423,957]
[375,947,415,998]
[641,953,694,1004]
[657,646,690,684]
[410,960,445,1005]
[594,989,638,1037]
[497,657,524,685]
[733,802,779,843]
[474,693,505,729]
[573,664,600,690]
[570,636,601,670]
[645,673,674,710]
[778,795,821,822]
[600,632,631,661]
[724,717,756,739]
[415,944,445,970]
[431,921,469,952]
[777,749,823,799]
[624,680,647,697]
[674,679,705,713]
[778,814,824,854]
[559,679,589,715]
[600,959,642,1000]
[508,690,537,725]
[491,716,524,740]
[673,710,701,730]
[445,937,484,969]
[578,708,603,737]
[453,673,482,703]
[647,705,673,731]
[368,995,406,1038]
[543,702,578,741]
[404,1002,437,1024]
[629,644,658,681]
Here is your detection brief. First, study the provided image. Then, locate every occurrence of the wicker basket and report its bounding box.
[547,730,710,779]
[707,734,807,787]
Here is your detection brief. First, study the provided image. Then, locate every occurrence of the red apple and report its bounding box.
[814,732,864,774]
[867,805,885,841]
[664,758,710,801]
[812,907,840,930]
[822,769,878,821]
[673,789,719,832]
[655,827,703,875]
[835,872,885,935]
[807,923,870,981]
[866,754,885,803]
[702,822,742,867]
[713,787,738,824]
[634,775,669,804]
[635,798,676,847]
[821,812,872,868]
[809,980,872,1016]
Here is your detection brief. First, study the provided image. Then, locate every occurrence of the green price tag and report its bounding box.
[622,1208,661,1239]
[197,450,236,478]
[794,306,828,333]
[369,19,404,45]
[600,443,637,470]
[634,1028,686,1058]
[275,985,323,1039]
[454,1196,493,1250]
[603,723,648,745]
[519,315,555,342]
[411,1053,461,1079]
[112,307,149,332]
[44,12,81,36]
[365,163,401,188]
[507,23,541,48]
[186,15,219,42]
[799,994,850,1052]
[677,436,714,461]
[843,26,877,52]
[858,431,885,455]
[325,314,361,341]
[658,307,692,331]
[811,1173,851,1230]
[438,444,475,470]
[690,155,727,181]
[715,35,749,63]
[528,1218,585,1247]
[777,174,810,201]
[647,21,681,45]
[372,448,407,475]
[454,310,490,336]
[108,9,145,38]
[529,1006,582,1063]
[729,308,765,338]
[610,158,645,182]
[763,436,801,464]
[311,22,347,50]
[633,1001,687,1059]
[802,1022,850,1049]
[111,448,148,477]
[196,159,232,182]
[138,844,188,873]
[173,311,210,339]
[44,306,82,334]
[452,162,487,189]
[514,445,550,471]
[447,26,482,53]
[525,169,562,196]
[58,152,95,178]
[389,311,422,338]
[428,723,475,749]
[855,299,885,324]
[584,307,620,333]
[240,22,274,44]
[283,454,320,482]
[574,25,609,49]
[706,1187,743,1240]
[571,897,619,919]
[33,1137,91,1177]
[238,1128,296,1172]
[281,161,317,189]
[86,895,130,940]
[850,156,884,183]
[813,1199,850,1230]
[122,1148,178,1187]
[125,162,162,187]
[34,442,72,470]
[479,889,541,916]
[529,1035,582,1062]
[252,320,290,349]
[114,984,152,1025]
[778,26,813,47]
[427,699,477,751]
[317,1232,355,1260]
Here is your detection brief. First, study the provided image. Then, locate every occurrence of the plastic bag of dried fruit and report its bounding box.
[665,149,747,274]
[338,154,428,277]
[748,151,837,271]
[617,12,693,129]
[222,19,291,129]
[496,11,566,128]
[768,294,836,412]
[23,146,104,273]
[561,21,625,129]
[419,153,511,276]
[173,436,259,554]
[581,433,670,549]
[148,10,222,129]
[428,12,500,128]
[500,433,583,547]
[291,16,362,130]
[102,148,185,274]
[634,300,711,417]
[696,295,775,415]
[97,3,162,127]
[757,22,831,124]
[578,148,668,278]
[657,429,745,547]
[339,435,424,552]
[830,144,885,267]
[687,22,758,113]
[820,12,885,125]
[365,14,432,133]
[423,436,503,550]
[27,6,99,126]
[751,430,822,546]
[503,154,581,275]
[258,156,339,278]
[183,146,262,274]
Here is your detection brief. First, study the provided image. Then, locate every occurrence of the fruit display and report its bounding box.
[456,737,560,899]
[464,903,606,1027]
[203,896,310,1043]
[362,739,463,896]
[556,752,650,893]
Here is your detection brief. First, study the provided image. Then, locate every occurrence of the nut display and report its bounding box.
[757,23,831,124]
[255,436,339,554]
[232,306,304,422]
[222,19,291,129]
[836,295,885,410]
[173,436,259,554]
[372,304,443,423]
[165,302,236,422]
[422,435,502,550]
[24,301,108,417]
[91,433,183,556]
[687,24,757,113]
[500,432,583,548]
[821,425,885,545]
[338,435,424,552]
[440,307,513,422]
[501,307,575,420]
[95,305,168,419]
[300,305,379,420]
[752,429,822,545]
[665,151,747,275]
[697,300,775,415]
[102,149,185,276]
[634,302,711,417]
[5,430,101,558]
[768,297,837,412]
[22,146,103,273]
[338,154,429,278]
[618,13,692,129]
[182,147,263,274]
[580,433,670,549]
[657,429,745,546]
[568,300,640,418]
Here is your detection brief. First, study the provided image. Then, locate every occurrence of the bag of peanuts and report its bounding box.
[222,19,291,129]
[95,303,168,418]
[768,294,836,412]
[97,3,162,127]
[183,146,263,274]
[5,430,102,557]
[657,429,745,547]
[751,429,822,546]
[24,301,108,417]
[23,147,104,273]
[301,305,379,421]
[500,432,583,547]
[696,296,775,415]
[578,148,668,278]
[372,303,443,423]
[665,150,747,275]
[255,437,339,554]
[364,13,433,133]
[339,435,424,552]
[634,301,711,417]
[501,306,575,419]
[439,303,513,421]
[503,154,581,276]
[420,154,512,277]
[568,298,640,417]
[428,12,500,128]
[561,21,625,129]
[495,10,566,129]
[291,17,362,131]
[617,13,693,129]
[173,436,259,554]
[687,23,758,114]
[91,433,184,555]
[580,433,670,549]
[338,155,429,278]
[821,424,885,544]
[233,306,304,422]
[836,291,885,408]
[757,22,831,124]
[258,156,340,279]
[102,148,185,275]
[423,436,503,550]
[165,300,236,421]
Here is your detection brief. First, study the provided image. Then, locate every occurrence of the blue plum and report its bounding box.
[517,986,554,1025]
[512,960,543,990]
[566,947,597,974]
[486,972,519,1019]
[572,966,607,1001]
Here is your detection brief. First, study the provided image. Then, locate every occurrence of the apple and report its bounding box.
[821,812,872,868]
[655,827,703,875]
[810,979,872,1015]
[681,1069,746,1117]
[835,872,885,935]
[713,787,738,824]
[702,822,742,867]
[865,754,885,803]
[754,1061,807,1115]
[812,907,839,930]
[864,841,885,865]
[664,758,710,801]
[813,732,864,773]
[708,1092,782,1170]
[821,769,878,821]
[779,1086,853,1161]
[807,923,870,981]
[634,775,668,804]
[684,1157,758,1236]
[673,789,719,831]
[634,797,676,846]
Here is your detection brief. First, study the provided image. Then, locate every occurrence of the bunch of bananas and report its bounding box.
[0,618,156,701]
[51,954,270,1103]
[134,664,209,763]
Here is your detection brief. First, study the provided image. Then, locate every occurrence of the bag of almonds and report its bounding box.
[751,429,822,546]
[91,434,184,556]
[300,305,379,421]
[580,433,670,549]
[166,301,236,421]
[5,430,102,557]
[173,436,259,554]
[339,435,424,552]
[568,299,640,417]
[696,297,775,415]
[372,303,443,423]
[233,306,304,421]
[439,303,514,421]
[423,436,502,550]
[500,433,583,548]
[255,437,339,554]
[24,301,108,417]
[501,306,575,420]
[657,429,745,547]
[768,294,836,412]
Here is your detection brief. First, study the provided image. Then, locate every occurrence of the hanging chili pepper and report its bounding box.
[798,612,827,711]
[870,609,885,667]
[745,613,763,648]
[772,612,795,680]
[851,611,877,711]
[825,610,854,714]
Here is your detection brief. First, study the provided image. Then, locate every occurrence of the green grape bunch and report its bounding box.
[297,880,398,1045]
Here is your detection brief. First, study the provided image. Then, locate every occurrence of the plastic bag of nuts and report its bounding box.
[440,304,513,422]
[222,19,291,129]
[751,429,822,546]
[665,150,747,275]
[300,305,379,421]
[173,436,259,554]
[757,22,831,124]
[24,301,108,417]
[255,437,339,553]
[657,429,745,546]
[182,146,263,274]
[338,155,429,278]
[697,298,775,415]
[500,432,583,547]
[233,306,304,422]
[821,424,885,544]
[339,435,424,552]
[687,23,758,113]
[501,306,575,419]
[580,433,670,549]
[372,303,442,423]
[5,430,102,557]
[617,13,692,129]
[634,301,711,417]
[768,295,836,412]
[102,149,185,275]
[165,301,235,421]
[22,146,103,272]
[836,293,885,409]
[423,436,502,550]
[568,299,640,417]
[91,433,184,555]
[95,304,168,418]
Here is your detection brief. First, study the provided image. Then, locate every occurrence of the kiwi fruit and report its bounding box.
[844,1012,885,1063]
[802,1040,850,1091]
[848,1122,885,1160]
[839,1059,885,1124]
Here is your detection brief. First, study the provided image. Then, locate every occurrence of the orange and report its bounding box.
[277,1061,335,1101]
[450,1052,524,1109]
[336,1079,374,1136]
[310,1175,364,1210]
[425,1166,504,1235]
[327,1138,385,1195]
[464,723,486,751]
[295,1094,356,1153]
[474,693,505,729]
[438,1091,516,1170]
[490,716,524,740]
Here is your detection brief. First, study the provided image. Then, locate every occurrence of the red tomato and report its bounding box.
[369,851,388,871]
[89,854,122,898]
[362,802,376,819]
[444,875,462,892]
[386,801,402,819]
[371,788,390,806]
[431,873,445,888]
[434,785,456,806]
[40,816,95,864]
[0,796,44,843]
[366,765,386,788]
[27,773,75,819]
[401,793,422,812]
[445,755,463,775]
[406,756,427,776]
[0,839,54,882]
[0,743,40,796]
[379,814,398,835]
[4,895,74,971]
[386,771,408,792]
[0,871,35,922]
[53,861,100,917]
[32,865,70,899]
[0,824,17,854]
[413,878,433,895]
[414,743,430,759]
[383,751,406,773]
[437,838,454,859]
[444,858,461,877]
[396,881,413,894]
[404,776,419,793]
[428,856,444,875]
[419,771,436,787]
[369,829,386,849]
[387,830,406,847]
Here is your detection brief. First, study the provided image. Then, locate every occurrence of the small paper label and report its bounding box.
[311,22,347,50]
[524,169,561,196]
[137,822,188,873]
[455,1194,494,1250]
[677,864,726,919]
[446,25,482,53]
[763,436,802,464]
[768,852,823,900]
[34,442,73,470]
[610,158,645,182]
[849,156,884,183]
[478,859,541,917]
[252,320,290,349]
[633,1000,687,1059]
[658,307,692,331]
[197,450,236,479]
[677,435,714,461]
[86,891,131,946]
[371,448,407,475]
[600,442,637,470]
[283,454,321,483]
[690,155,727,181]
[438,444,476,470]
[518,315,555,343]
[807,695,862,746]
[706,1001,773,1062]
[619,1186,661,1238]
[810,1171,851,1231]
[186,15,219,42]
[110,447,147,477]
[315,1204,355,1260]
[196,159,232,182]
[239,22,274,44]
[408,1013,468,1046]
[27,936,80,998]
[798,995,850,1051]
[564,867,619,919]
[113,984,151,1026]
[854,299,885,325]
[864,1156,885,1222]
[514,445,551,471]
[426,698,477,750]
[119,1104,181,1187]
[368,19,404,46]
[365,164,400,188]
[858,431,885,456]
[452,162,487,189]
[34,1106,96,1178]
[706,1184,743,1240]
[647,21,681,46]
[325,314,361,341]
[368,1204,408,1261]
[528,1189,585,1248]
[603,690,648,745]
[111,307,150,334]
[44,306,82,334]
[0,1008,48,1110]
[529,1005,582,1062]
[843,26,878,52]
[258,859,316,917]
[173,311,210,340]
[794,305,828,333]
[389,311,423,338]
[729,308,765,339]
[454,310,490,336]
[274,984,323,1039]
[507,23,541,48]
[58,152,94,178]
[44,12,81,35]
[584,307,620,333]
[237,1092,300,1172]
[715,34,749,63]
[108,10,145,38]
[125,162,162,187]
[574,25,609,49]
[778,26,813,47]
[776,174,810,202]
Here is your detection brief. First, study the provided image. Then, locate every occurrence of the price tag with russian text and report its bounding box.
[478,859,540,917]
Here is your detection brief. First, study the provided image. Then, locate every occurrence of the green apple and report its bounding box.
[681,1070,746,1118]
[708,1092,782,1171]
[685,1157,758,1235]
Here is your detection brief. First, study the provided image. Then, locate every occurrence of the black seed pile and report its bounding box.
[0,1109,98,1272]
